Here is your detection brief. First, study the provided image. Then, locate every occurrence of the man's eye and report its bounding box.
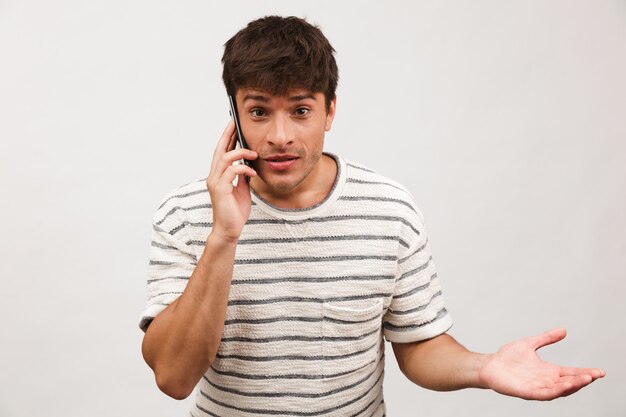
[251,109,266,117]
[295,107,310,116]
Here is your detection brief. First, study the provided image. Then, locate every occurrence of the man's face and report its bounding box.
[236,88,336,198]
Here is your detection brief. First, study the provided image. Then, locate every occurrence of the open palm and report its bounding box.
[479,328,605,400]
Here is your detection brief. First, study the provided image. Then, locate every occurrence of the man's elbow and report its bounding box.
[155,371,196,400]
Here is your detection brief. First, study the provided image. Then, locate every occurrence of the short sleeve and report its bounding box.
[138,210,198,332]
[383,204,453,343]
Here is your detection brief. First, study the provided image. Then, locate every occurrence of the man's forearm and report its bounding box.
[392,334,490,391]
[141,233,237,399]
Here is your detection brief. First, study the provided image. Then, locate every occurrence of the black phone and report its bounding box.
[228,95,251,167]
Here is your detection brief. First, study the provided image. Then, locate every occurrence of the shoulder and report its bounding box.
[342,158,425,223]
[151,178,211,230]
[341,158,430,252]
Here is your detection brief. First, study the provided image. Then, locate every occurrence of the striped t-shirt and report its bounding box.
[140,153,453,417]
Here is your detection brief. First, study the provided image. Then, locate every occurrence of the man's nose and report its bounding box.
[267,114,294,147]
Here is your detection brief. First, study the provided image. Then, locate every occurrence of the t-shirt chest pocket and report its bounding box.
[321,299,384,379]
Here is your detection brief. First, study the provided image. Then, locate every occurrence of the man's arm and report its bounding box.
[392,328,605,401]
[392,333,487,391]
[141,235,237,400]
[141,121,258,400]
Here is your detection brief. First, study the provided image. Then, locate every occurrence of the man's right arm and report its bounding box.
[141,234,238,400]
[141,121,257,400]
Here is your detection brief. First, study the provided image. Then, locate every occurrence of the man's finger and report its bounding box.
[526,327,567,350]
[528,374,592,401]
[211,148,258,181]
[210,120,237,170]
[234,169,254,197]
[556,374,594,398]
[220,164,257,188]
[560,366,606,379]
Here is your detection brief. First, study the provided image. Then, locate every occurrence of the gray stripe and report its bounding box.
[386,290,443,316]
[224,316,325,326]
[398,239,428,264]
[339,196,417,213]
[209,359,375,380]
[228,292,391,306]
[203,359,382,399]
[187,235,406,248]
[383,308,449,332]
[168,214,420,238]
[199,367,383,416]
[216,340,379,362]
[233,234,409,248]
[225,313,381,326]
[221,327,379,344]
[147,275,190,284]
[171,221,211,234]
[347,163,375,173]
[153,291,183,298]
[231,274,394,285]
[149,259,196,266]
[350,396,383,417]
[234,254,396,265]
[398,256,433,281]
[244,218,286,225]
[194,403,222,417]
[155,203,212,226]
[157,184,206,210]
[394,273,437,299]
[150,241,178,250]
[152,223,169,234]
[149,260,175,266]
[346,177,405,191]
[167,223,186,235]
[247,214,416,229]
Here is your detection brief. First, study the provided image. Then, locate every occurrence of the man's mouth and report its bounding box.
[264,154,299,162]
[263,154,300,171]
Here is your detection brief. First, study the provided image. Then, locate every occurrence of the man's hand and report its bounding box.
[206,120,258,243]
[478,327,606,400]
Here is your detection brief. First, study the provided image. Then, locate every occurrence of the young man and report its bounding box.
[140,16,604,416]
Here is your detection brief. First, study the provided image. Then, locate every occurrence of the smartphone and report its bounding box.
[228,95,251,167]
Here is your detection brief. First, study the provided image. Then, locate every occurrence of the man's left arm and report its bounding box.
[392,327,605,401]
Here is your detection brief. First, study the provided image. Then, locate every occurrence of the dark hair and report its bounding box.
[222,16,339,111]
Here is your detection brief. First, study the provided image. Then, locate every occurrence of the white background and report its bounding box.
[1,1,624,416]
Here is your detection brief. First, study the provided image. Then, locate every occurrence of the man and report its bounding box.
[140,16,604,416]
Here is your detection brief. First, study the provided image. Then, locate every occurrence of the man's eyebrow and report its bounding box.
[241,93,317,103]
[288,93,316,102]
[242,94,270,103]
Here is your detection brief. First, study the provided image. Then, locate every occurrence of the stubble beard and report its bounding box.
[262,151,322,196]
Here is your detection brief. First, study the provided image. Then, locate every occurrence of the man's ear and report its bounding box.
[325,96,337,131]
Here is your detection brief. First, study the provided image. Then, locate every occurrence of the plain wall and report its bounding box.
[0,0,624,416]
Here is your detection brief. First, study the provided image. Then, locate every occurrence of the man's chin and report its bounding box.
[251,173,303,197]
[264,179,300,195]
